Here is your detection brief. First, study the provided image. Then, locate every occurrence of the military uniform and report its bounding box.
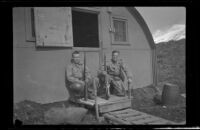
[105,59,132,96]
[65,60,95,101]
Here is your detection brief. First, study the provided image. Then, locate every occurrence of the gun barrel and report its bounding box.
[84,52,88,101]
[104,54,107,71]
[104,54,110,100]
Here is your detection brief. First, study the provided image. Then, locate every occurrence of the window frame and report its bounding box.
[24,7,101,49]
[24,7,36,42]
[111,16,130,45]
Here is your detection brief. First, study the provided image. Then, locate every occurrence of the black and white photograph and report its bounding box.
[13,7,187,125]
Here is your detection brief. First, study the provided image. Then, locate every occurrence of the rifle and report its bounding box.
[119,60,131,98]
[84,52,88,101]
[104,54,110,100]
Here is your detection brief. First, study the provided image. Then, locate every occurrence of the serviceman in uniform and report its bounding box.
[65,51,95,102]
[99,50,133,97]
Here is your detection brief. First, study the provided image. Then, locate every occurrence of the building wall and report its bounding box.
[13,7,153,104]
[13,8,99,103]
[100,7,153,88]
[100,7,150,49]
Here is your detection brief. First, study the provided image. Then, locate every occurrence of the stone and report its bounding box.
[44,105,88,124]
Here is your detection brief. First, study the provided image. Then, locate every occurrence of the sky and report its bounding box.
[135,7,186,43]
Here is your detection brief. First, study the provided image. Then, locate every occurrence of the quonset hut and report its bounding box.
[13,7,157,103]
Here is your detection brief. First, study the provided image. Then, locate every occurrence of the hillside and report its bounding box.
[156,39,185,93]
[153,24,185,44]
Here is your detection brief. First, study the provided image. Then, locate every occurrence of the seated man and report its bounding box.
[65,51,95,102]
[98,50,133,97]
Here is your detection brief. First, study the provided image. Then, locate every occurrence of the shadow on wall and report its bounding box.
[65,71,72,101]
[35,46,73,51]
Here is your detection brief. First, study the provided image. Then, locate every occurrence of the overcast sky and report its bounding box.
[135,7,186,34]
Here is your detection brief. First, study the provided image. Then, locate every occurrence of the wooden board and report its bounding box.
[97,95,130,105]
[104,113,131,125]
[78,98,95,106]
[104,108,176,125]
[124,114,151,121]
[76,95,130,106]
[34,7,73,47]
[115,111,141,118]
[135,117,160,124]
[110,108,134,115]
[73,95,132,113]
[99,98,132,113]
[148,120,170,124]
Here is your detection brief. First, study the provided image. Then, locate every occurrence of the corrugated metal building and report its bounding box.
[13,7,157,103]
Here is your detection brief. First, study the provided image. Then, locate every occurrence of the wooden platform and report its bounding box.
[103,108,176,125]
[73,95,132,113]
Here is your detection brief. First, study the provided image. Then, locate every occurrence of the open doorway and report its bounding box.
[72,10,99,48]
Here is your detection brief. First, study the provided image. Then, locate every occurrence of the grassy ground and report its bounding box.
[13,39,186,125]
[13,94,186,125]
[156,39,185,93]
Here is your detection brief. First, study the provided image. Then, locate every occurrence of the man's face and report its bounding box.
[112,52,119,62]
[72,53,81,64]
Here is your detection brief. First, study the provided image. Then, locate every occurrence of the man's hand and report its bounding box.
[128,78,132,83]
[101,70,107,75]
[77,80,85,86]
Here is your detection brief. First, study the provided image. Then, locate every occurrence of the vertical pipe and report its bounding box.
[152,49,158,87]
[154,49,158,86]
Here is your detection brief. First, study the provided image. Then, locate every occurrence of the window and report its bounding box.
[111,17,129,45]
[25,7,99,48]
[72,9,99,48]
[113,19,126,42]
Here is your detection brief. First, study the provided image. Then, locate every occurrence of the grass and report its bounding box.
[156,39,185,93]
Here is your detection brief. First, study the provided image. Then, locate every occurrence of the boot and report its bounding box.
[88,93,95,100]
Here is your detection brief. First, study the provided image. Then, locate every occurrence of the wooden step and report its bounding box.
[99,98,131,113]
[104,113,131,125]
[115,111,141,118]
[110,108,134,115]
[124,114,151,122]
[74,95,132,113]
[104,108,176,125]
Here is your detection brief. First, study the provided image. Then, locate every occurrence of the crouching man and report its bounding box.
[98,50,133,97]
[65,51,95,102]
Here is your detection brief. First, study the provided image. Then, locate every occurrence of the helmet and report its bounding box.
[70,83,84,93]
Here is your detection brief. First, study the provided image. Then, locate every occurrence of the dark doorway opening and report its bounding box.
[72,10,99,48]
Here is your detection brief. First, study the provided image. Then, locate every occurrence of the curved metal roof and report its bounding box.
[126,7,156,50]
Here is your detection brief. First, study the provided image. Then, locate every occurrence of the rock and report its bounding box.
[44,105,88,124]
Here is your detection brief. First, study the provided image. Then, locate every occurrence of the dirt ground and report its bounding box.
[13,85,186,125]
